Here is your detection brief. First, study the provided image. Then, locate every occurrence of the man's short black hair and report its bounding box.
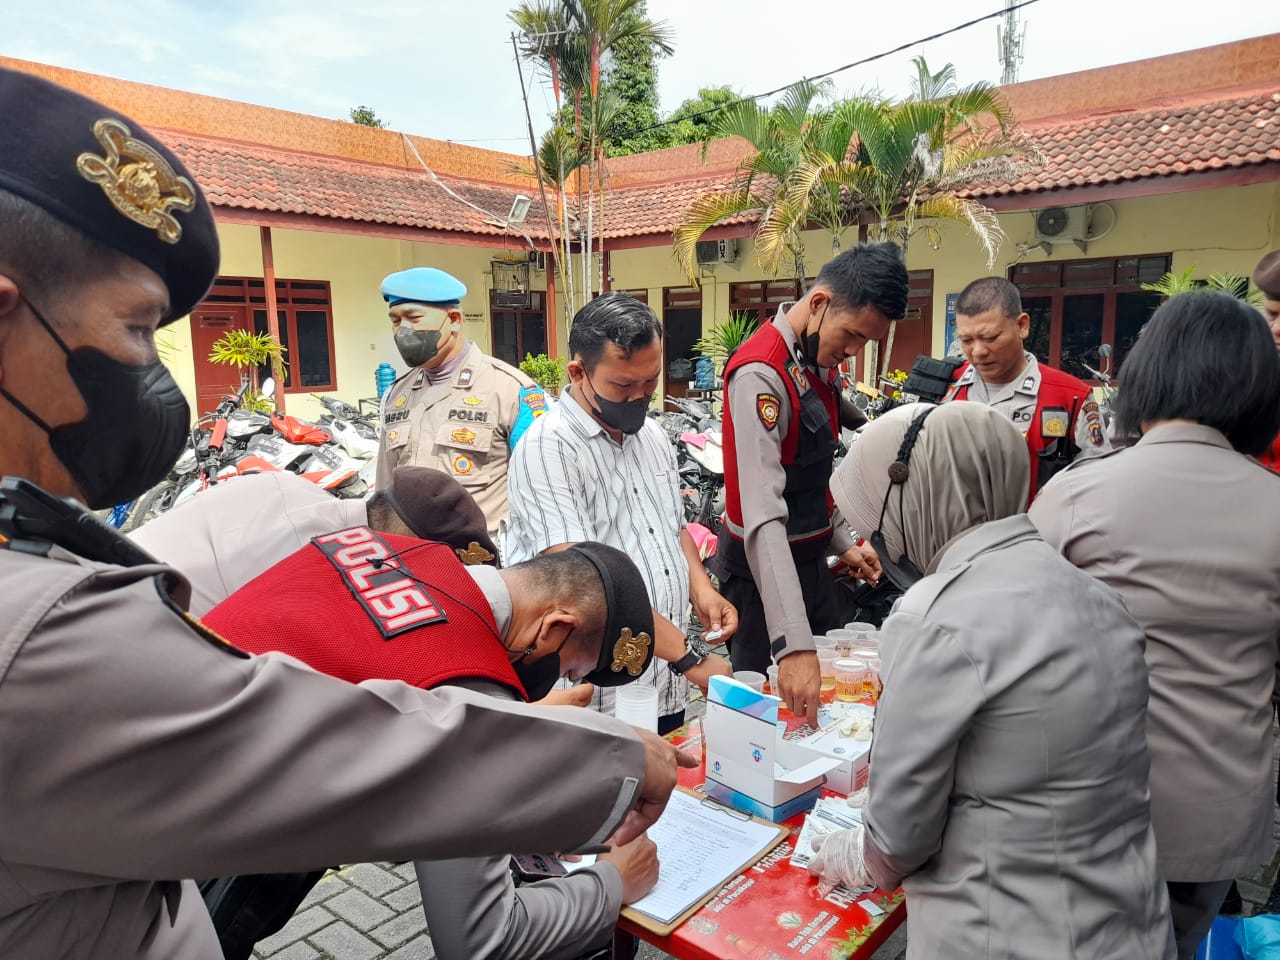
[813,242,910,321]
[955,276,1023,319]
[510,549,607,647]
[0,189,124,311]
[1113,290,1280,455]
[568,292,663,372]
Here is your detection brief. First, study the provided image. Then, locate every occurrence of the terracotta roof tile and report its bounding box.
[162,132,547,238]
[153,84,1278,241]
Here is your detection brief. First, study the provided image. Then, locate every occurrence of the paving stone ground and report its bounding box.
[253,709,1279,960]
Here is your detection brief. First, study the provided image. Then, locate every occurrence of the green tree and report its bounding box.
[665,86,739,146]
[512,0,674,318]
[348,105,386,128]
[675,59,1033,281]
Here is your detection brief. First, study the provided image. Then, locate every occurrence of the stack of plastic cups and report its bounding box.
[766,664,780,695]
[817,649,840,696]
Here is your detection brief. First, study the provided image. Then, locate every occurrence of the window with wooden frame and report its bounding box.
[1009,254,1170,381]
[615,289,649,305]
[202,277,338,392]
[490,290,546,368]
[728,279,805,326]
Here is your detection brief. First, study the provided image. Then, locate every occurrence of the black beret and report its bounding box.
[1254,250,1280,300]
[566,541,656,687]
[0,66,219,322]
[386,466,499,565]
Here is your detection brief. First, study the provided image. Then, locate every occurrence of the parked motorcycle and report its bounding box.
[662,395,726,532]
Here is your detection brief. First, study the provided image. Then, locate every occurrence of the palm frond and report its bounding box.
[912,194,1005,268]
[673,190,763,276]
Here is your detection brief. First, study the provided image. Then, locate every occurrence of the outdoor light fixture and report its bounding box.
[508,194,532,224]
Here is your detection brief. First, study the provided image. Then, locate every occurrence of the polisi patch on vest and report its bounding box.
[447,407,489,423]
[312,526,447,639]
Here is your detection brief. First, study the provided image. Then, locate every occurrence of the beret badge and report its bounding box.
[76,118,196,244]
[610,628,651,677]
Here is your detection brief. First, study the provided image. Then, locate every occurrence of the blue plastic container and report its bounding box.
[375,362,397,399]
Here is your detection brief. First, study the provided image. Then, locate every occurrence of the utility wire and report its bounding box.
[522,0,1045,142]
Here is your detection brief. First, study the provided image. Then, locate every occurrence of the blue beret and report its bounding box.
[0,66,220,323]
[381,267,467,307]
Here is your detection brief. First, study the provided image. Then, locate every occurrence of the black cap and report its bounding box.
[386,466,500,566]
[0,66,219,322]
[566,541,656,687]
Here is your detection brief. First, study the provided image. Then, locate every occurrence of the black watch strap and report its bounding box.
[669,639,709,676]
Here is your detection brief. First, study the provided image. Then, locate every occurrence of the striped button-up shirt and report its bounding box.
[507,386,690,717]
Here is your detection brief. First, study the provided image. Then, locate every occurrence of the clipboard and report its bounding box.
[620,785,790,936]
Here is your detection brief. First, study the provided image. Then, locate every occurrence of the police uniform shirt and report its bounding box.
[725,307,858,661]
[951,351,1108,456]
[377,342,546,536]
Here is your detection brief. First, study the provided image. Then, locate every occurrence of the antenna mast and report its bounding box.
[996,0,1027,86]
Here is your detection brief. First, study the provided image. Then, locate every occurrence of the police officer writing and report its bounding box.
[377,266,547,536]
[718,242,908,725]
[0,66,690,959]
[943,277,1107,500]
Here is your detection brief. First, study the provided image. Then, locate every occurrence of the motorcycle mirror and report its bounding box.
[261,378,277,399]
[1098,344,1113,359]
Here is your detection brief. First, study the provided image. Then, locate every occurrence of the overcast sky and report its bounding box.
[7,0,1278,151]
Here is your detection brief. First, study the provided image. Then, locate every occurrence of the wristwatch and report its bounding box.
[669,635,712,676]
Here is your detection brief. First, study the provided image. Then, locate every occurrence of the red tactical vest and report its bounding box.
[945,361,1095,503]
[1260,433,1280,472]
[720,322,839,577]
[204,528,526,699]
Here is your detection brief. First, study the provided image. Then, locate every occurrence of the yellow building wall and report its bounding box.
[166,223,545,421]
[610,180,1280,374]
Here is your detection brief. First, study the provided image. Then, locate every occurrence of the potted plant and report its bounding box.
[208,329,286,414]
[519,353,568,396]
[692,311,760,373]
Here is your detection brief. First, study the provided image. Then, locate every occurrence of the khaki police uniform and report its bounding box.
[0,546,645,959]
[378,342,545,535]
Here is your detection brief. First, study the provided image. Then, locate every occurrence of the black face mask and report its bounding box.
[0,298,189,510]
[512,654,562,702]
[394,325,445,368]
[801,303,828,365]
[584,373,650,435]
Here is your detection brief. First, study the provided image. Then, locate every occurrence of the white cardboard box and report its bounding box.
[794,703,875,795]
[703,676,840,822]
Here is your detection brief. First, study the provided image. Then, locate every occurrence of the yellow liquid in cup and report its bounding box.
[819,676,837,693]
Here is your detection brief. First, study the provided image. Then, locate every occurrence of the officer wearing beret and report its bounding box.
[0,65,689,960]
[1253,249,1280,471]
[204,539,663,960]
[378,267,547,537]
[943,276,1109,503]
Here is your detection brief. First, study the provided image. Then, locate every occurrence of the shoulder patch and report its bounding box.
[1081,400,1105,447]
[756,392,781,430]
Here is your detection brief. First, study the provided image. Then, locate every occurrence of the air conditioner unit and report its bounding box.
[694,238,740,266]
[1034,205,1090,244]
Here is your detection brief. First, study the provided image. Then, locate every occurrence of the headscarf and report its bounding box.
[830,402,1030,574]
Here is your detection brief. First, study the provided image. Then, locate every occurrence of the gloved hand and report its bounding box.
[806,824,871,896]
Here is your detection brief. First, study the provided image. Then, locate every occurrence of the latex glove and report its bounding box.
[806,824,870,897]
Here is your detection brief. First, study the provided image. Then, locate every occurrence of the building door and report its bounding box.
[662,286,702,399]
[490,291,546,367]
[873,270,933,379]
[189,304,251,415]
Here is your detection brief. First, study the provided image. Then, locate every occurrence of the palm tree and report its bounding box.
[511,0,674,317]
[673,80,847,281]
